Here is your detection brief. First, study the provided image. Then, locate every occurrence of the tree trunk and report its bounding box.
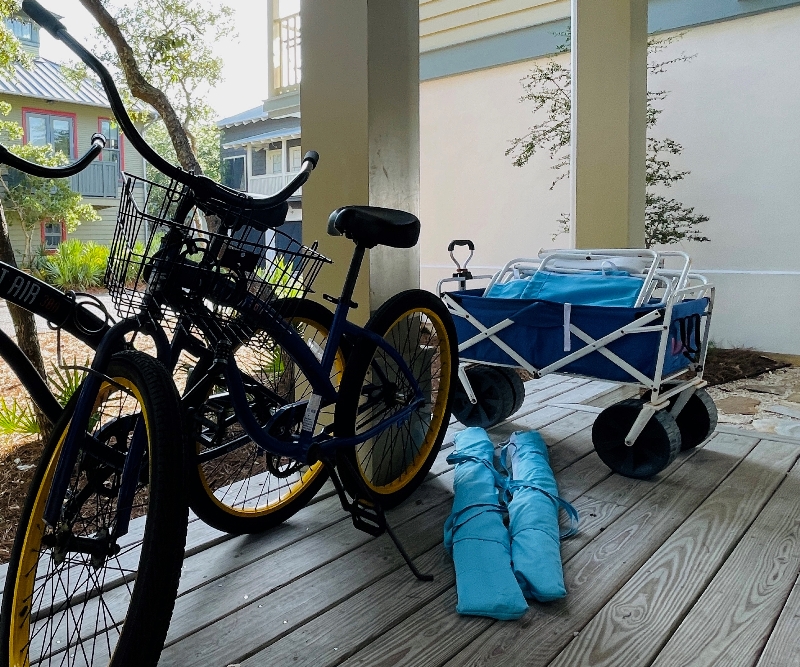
[0,200,51,441]
[79,0,203,175]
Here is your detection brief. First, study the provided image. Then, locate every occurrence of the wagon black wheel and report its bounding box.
[451,365,515,428]
[592,399,681,479]
[674,388,718,450]
[495,367,525,418]
[643,385,718,451]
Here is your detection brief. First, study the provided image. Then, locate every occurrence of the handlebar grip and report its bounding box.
[447,239,475,252]
[90,133,107,149]
[303,151,320,169]
[22,0,65,36]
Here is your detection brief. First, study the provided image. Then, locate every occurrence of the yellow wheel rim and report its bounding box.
[197,315,345,518]
[356,307,452,495]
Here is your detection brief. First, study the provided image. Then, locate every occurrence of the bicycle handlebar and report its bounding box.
[0,133,106,178]
[21,0,317,209]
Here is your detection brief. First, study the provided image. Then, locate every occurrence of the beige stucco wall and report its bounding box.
[420,6,800,354]
[419,53,571,291]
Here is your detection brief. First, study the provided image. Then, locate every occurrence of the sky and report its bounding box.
[38,0,270,121]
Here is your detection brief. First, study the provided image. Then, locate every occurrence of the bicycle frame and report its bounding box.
[181,243,426,465]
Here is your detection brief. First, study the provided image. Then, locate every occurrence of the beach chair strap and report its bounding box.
[678,313,702,363]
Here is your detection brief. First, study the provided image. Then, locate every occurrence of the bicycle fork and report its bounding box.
[43,318,145,555]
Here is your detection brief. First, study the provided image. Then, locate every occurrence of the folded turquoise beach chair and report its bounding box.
[444,428,528,620]
[504,431,578,602]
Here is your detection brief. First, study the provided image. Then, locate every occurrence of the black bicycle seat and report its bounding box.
[327,206,420,249]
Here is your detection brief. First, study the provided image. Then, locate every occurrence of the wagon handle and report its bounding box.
[448,239,475,287]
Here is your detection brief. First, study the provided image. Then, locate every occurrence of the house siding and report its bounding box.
[0,93,146,258]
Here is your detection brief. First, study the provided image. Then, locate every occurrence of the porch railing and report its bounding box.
[69,161,119,198]
[248,173,302,198]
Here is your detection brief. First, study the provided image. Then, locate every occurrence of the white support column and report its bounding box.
[245,143,253,192]
[301,0,420,320]
[570,0,648,249]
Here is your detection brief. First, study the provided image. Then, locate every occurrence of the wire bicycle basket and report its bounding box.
[106,174,331,330]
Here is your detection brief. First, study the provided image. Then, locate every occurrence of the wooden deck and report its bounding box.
[149,374,800,667]
[8,374,800,666]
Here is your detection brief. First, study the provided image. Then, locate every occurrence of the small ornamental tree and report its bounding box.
[507,32,709,247]
[2,140,100,266]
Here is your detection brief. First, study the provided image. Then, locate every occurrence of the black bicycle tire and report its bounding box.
[1,350,187,667]
[335,289,458,508]
[185,299,345,534]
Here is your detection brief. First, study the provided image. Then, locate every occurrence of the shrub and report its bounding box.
[39,239,110,291]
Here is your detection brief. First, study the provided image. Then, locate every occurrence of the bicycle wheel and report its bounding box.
[1,351,187,667]
[186,299,346,534]
[335,289,457,508]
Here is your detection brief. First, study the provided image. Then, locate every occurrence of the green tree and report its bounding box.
[508,33,709,247]
[79,0,233,174]
[144,117,222,187]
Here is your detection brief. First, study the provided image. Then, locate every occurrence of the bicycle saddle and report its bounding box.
[327,206,420,249]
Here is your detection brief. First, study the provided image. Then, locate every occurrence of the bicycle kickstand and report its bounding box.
[321,456,434,582]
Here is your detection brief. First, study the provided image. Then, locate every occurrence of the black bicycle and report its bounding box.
[0,139,189,667]
[2,2,459,666]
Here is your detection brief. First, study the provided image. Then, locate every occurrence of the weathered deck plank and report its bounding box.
[550,438,800,667]
[440,432,761,667]
[16,367,800,667]
[651,457,800,667]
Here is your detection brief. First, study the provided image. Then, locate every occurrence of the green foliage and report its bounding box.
[38,239,110,291]
[94,0,234,135]
[144,119,222,185]
[257,255,307,300]
[0,0,31,77]
[508,32,710,247]
[0,397,38,436]
[49,360,88,407]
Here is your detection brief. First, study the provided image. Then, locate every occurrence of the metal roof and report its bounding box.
[217,104,269,129]
[222,124,301,149]
[0,57,111,108]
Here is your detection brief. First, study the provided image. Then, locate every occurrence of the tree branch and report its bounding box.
[78,0,201,174]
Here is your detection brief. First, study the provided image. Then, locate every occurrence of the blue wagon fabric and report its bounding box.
[449,289,709,383]
[505,431,573,602]
[486,270,646,307]
[443,428,528,620]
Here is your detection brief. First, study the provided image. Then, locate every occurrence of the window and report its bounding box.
[99,118,122,179]
[6,18,33,42]
[42,222,64,250]
[222,156,246,191]
[251,149,267,177]
[289,146,302,172]
[273,0,301,92]
[24,111,75,158]
[270,151,283,174]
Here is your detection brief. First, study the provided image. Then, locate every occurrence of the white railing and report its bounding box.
[248,173,302,197]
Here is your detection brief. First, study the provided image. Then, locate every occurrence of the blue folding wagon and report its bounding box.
[438,242,717,479]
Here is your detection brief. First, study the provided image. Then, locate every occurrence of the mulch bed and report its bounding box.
[703,347,790,386]
[0,438,42,563]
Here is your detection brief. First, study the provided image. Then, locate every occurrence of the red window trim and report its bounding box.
[21,107,79,157]
[40,220,67,253]
[97,116,125,171]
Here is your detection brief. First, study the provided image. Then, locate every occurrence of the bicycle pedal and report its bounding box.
[350,498,385,537]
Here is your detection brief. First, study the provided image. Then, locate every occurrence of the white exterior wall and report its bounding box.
[420,6,800,354]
